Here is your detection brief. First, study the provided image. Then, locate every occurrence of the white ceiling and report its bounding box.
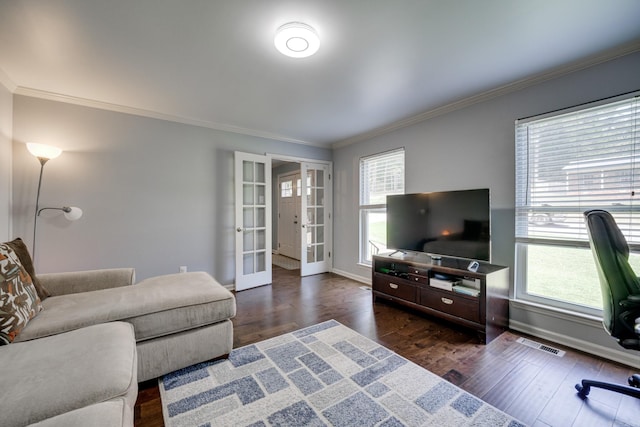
[1,1,639,147]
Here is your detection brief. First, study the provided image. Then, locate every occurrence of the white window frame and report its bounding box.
[515,91,640,316]
[280,179,293,198]
[359,148,405,265]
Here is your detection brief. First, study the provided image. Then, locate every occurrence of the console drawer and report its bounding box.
[408,273,428,285]
[373,277,417,302]
[420,289,479,322]
[408,266,429,276]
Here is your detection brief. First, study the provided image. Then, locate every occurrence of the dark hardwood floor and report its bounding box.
[135,266,640,426]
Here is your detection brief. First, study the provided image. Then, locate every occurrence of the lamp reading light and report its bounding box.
[38,206,83,221]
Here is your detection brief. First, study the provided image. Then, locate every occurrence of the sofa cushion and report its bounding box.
[0,242,42,345]
[14,271,236,342]
[26,399,133,427]
[5,237,50,300]
[0,322,137,427]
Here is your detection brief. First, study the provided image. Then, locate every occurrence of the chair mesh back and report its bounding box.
[584,210,640,341]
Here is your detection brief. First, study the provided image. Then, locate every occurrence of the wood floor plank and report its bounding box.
[458,353,518,398]
[504,350,578,425]
[134,268,639,427]
[573,397,617,427]
[477,359,542,409]
[536,353,608,426]
[616,394,640,426]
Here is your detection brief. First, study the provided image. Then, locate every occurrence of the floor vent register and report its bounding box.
[516,337,566,357]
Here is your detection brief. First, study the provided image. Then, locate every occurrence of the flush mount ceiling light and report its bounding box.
[274,22,320,58]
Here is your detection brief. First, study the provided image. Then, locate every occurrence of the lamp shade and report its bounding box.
[63,206,83,221]
[26,143,62,160]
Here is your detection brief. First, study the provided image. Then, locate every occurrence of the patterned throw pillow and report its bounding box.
[5,238,50,300]
[0,243,43,345]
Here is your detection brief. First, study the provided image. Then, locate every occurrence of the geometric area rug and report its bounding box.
[160,320,527,427]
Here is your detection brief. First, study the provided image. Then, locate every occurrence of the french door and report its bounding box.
[234,152,272,291]
[300,162,331,276]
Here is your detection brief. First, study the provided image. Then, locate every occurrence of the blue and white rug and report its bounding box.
[160,320,526,427]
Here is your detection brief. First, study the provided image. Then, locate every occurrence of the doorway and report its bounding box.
[271,156,332,277]
[233,151,332,290]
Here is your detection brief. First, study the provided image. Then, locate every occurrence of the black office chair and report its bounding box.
[575,209,640,399]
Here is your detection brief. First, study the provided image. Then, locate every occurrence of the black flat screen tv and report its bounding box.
[386,188,490,261]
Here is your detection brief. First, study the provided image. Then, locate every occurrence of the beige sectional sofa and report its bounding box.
[0,239,236,427]
[17,269,236,382]
[5,322,138,427]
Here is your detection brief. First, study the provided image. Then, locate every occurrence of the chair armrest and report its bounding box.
[38,268,136,296]
[627,294,640,303]
[620,294,640,308]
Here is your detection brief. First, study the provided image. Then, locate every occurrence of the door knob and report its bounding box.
[236,227,242,232]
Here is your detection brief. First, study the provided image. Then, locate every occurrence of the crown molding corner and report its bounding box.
[0,67,17,92]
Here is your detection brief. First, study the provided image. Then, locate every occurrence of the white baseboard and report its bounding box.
[509,319,640,369]
[331,268,371,285]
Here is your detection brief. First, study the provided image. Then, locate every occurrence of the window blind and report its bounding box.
[360,148,405,206]
[515,92,640,245]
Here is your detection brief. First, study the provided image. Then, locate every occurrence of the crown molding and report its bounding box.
[0,67,17,92]
[12,86,324,148]
[8,40,640,150]
[332,40,640,149]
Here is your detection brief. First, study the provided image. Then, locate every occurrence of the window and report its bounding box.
[280,180,293,198]
[359,148,405,264]
[515,92,640,315]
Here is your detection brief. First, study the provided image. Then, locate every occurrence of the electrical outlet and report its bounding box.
[179,266,187,273]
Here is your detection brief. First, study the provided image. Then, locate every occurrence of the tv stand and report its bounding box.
[372,253,509,343]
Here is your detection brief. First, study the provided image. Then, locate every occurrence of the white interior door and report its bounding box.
[277,172,301,260]
[300,162,331,276]
[235,152,272,291]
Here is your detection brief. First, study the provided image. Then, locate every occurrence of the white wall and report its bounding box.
[0,81,12,241]
[332,51,640,366]
[11,96,331,282]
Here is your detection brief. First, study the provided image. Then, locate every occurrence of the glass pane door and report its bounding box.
[235,152,271,290]
[300,162,331,276]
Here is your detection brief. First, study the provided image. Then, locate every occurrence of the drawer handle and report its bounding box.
[389,283,399,289]
[441,297,454,305]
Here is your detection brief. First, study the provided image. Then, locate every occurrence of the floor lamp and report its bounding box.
[26,143,83,263]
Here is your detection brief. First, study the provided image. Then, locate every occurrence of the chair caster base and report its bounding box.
[576,378,640,399]
[575,383,590,399]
